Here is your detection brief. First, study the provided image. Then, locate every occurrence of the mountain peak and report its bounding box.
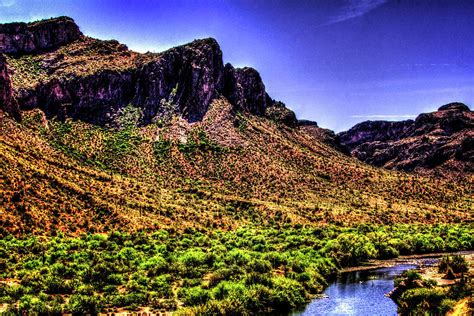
[1,17,299,128]
[0,16,82,54]
[437,102,471,112]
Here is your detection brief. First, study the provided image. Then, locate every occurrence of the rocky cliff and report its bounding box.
[2,17,296,127]
[0,55,20,120]
[0,16,82,54]
[338,103,474,173]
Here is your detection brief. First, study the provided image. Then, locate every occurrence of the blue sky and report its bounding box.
[1,0,473,131]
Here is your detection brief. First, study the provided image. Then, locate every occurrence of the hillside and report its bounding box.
[1,16,472,236]
[339,103,474,176]
[0,17,473,315]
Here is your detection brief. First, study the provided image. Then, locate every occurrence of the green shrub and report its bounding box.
[67,294,101,314]
[150,275,173,298]
[398,288,448,314]
[178,286,210,306]
[438,255,469,274]
[18,295,47,314]
[269,277,306,310]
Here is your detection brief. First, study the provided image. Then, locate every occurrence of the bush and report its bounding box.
[438,255,469,275]
[150,275,173,298]
[269,277,306,310]
[67,294,101,314]
[18,295,47,314]
[398,288,448,314]
[178,286,210,306]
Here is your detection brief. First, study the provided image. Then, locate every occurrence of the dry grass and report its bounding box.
[1,97,472,236]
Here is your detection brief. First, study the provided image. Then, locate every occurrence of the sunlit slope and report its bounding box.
[1,99,472,235]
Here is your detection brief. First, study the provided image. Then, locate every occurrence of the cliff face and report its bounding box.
[2,17,297,127]
[338,120,414,148]
[0,16,83,54]
[338,103,474,173]
[0,55,20,120]
[224,64,268,115]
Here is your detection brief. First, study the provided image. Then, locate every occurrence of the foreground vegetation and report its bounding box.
[1,224,472,314]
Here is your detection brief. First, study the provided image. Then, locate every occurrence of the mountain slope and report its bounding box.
[1,17,473,236]
[338,103,474,176]
[1,101,472,236]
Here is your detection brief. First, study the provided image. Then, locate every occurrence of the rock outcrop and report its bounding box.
[0,16,83,54]
[223,64,268,115]
[265,100,298,127]
[136,38,224,123]
[0,55,20,120]
[3,17,298,126]
[338,103,474,173]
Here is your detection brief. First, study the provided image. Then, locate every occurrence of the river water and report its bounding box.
[290,259,438,316]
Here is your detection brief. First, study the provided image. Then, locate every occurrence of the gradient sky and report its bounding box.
[1,0,473,131]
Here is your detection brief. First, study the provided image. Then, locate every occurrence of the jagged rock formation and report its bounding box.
[338,103,474,173]
[0,16,82,54]
[2,17,296,126]
[3,17,472,177]
[0,55,20,120]
[224,64,268,115]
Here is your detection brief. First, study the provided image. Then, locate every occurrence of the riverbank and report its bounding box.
[388,252,473,315]
[341,250,474,273]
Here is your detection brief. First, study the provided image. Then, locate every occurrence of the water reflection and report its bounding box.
[289,260,437,316]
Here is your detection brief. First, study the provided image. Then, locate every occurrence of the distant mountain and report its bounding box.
[338,103,473,176]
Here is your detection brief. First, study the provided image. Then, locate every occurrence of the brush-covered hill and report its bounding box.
[0,17,472,236]
[338,103,474,176]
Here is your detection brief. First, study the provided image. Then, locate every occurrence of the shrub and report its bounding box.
[67,294,101,314]
[150,275,173,298]
[18,295,47,314]
[398,288,448,314]
[141,254,168,276]
[438,255,469,274]
[269,277,306,310]
[179,286,210,306]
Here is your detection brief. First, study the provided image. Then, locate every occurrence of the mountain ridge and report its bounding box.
[338,103,473,175]
[2,17,471,178]
[0,17,298,129]
[0,17,473,236]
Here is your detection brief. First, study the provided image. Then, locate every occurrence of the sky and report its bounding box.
[1,0,473,131]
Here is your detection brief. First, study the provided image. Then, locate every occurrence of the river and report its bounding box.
[289,258,439,316]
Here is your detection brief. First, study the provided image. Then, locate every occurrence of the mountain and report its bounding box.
[0,17,295,128]
[1,17,472,236]
[0,16,473,316]
[338,103,473,176]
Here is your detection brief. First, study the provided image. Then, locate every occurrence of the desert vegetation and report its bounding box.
[1,108,472,236]
[1,16,473,315]
[1,224,472,314]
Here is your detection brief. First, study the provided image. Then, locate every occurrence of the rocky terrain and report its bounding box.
[0,54,20,120]
[338,103,474,175]
[0,17,297,128]
[1,17,472,236]
[2,17,472,178]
